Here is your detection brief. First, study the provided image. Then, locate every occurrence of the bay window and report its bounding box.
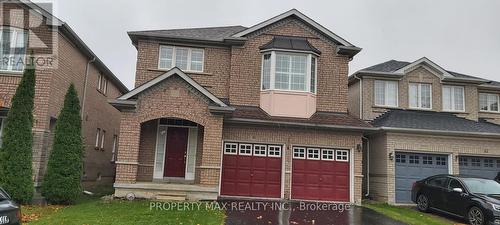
[0,27,27,72]
[158,45,204,72]
[442,85,464,112]
[261,51,317,93]
[409,83,432,109]
[374,80,398,107]
[480,93,499,112]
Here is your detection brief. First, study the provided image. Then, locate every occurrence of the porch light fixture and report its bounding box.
[389,152,394,161]
[356,144,362,152]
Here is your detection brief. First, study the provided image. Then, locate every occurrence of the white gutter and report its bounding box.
[81,57,96,120]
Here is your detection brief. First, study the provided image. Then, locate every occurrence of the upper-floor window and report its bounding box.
[97,73,108,95]
[409,83,432,109]
[261,51,317,93]
[158,45,204,72]
[480,93,499,112]
[374,80,398,107]
[0,27,27,72]
[442,85,464,112]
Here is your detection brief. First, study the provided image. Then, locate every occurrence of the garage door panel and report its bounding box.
[292,148,350,202]
[221,142,282,198]
[459,156,500,179]
[395,152,449,203]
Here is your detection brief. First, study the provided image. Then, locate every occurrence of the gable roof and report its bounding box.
[128,25,247,45]
[14,0,128,93]
[232,9,355,47]
[117,68,228,107]
[351,57,495,85]
[127,9,361,57]
[372,109,500,135]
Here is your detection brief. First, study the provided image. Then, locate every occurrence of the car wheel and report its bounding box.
[468,206,485,225]
[417,194,430,212]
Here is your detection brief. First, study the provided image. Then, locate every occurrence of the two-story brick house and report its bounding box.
[111,9,374,204]
[349,57,500,204]
[0,1,128,188]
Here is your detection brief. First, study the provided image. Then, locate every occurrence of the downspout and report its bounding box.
[362,136,370,197]
[353,74,363,120]
[81,57,96,121]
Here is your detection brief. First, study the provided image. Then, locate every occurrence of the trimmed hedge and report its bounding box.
[41,84,84,204]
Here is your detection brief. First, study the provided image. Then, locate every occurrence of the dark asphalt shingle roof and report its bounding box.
[372,109,500,133]
[260,36,321,54]
[361,60,410,73]
[230,105,372,128]
[128,25,247,42]
[360,60,500,86]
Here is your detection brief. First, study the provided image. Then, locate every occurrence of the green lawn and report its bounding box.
[364,203,457,225]
[23,197,225,225]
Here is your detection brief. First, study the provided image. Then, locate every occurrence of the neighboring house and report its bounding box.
[110,9,374,204]
[348,57,500,204]
[0,1,128,188]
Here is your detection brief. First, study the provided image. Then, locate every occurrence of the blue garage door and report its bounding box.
[459,156,500,179]
[395,152,449,203]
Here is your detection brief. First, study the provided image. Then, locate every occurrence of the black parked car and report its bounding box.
[0,188,21,225]
[412,175,500,225]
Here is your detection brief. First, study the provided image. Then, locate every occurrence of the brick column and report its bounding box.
[198,117,223,186]
[115,112,141,183]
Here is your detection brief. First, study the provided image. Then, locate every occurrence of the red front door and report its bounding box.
[164,127,188,177]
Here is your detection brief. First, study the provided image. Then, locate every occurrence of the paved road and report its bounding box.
[222,200,407,225]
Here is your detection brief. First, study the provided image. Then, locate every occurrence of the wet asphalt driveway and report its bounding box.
[221,200,407,225]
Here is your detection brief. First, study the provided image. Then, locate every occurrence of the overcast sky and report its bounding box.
[34,0,500,89]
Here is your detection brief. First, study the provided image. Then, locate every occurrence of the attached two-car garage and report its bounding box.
[220,142,352,202]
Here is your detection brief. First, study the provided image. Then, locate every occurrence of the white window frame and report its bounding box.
[479,93,500,112]
[321,149,335,161]
[260,51,317,94]
[409,83,432,110]
[268,145,282,158]
[224,142,238,155]
[307,148,320,160]
[442,85,465,112]
[253,144,267,157]
[0,27,27,73]
[158,45,204,72]
[95,128,100,148]
[374,80,398,107]
[239,143,252,156]
[292,147,306,159]
[111,135,118,162]
[100,130,106,150]
[336,150,349,162]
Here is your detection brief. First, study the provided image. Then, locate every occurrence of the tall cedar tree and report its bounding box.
[0,64,36,204]
[41,84,83,204]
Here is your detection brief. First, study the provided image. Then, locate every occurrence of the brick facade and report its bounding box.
[0,2,126,188]
[114,12,366,203]
[350,61,500,204]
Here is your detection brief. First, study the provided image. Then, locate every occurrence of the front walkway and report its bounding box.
[222,200,406,225]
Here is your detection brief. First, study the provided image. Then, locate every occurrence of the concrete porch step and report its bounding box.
[155,192,187,201]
